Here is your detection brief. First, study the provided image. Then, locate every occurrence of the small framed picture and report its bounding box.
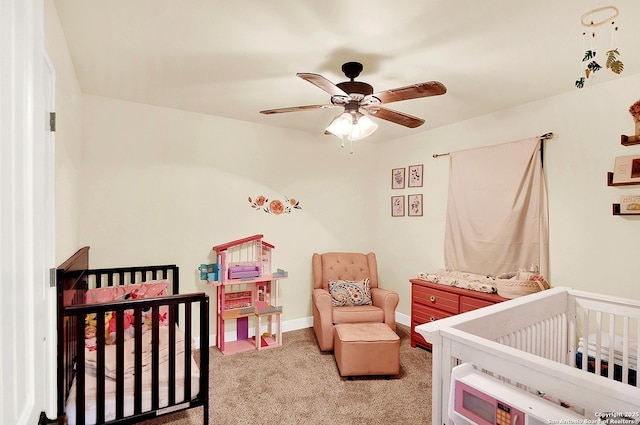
[408,194,423,217]
[391,168,405,189]
[408,164,424,187]
[391,195,405,217]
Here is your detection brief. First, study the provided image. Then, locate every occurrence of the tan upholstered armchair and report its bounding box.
[312,252,399,351]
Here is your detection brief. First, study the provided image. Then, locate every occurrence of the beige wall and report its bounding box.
[77,95,377,330]
[47,1,640,338]
[45,0,83,264]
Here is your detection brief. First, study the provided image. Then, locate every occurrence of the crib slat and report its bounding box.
[96,312,106,424]
[115,309,125,419]
[560,313,568,365]
[551,315,558,361]
[184,302,192,401]
[568,306,577,368]
[200,297,210,421]
[540,321,546,357]
[580,308,589,371]
[168,306,176,406]
[637,325,640,387]
[622,317,629,385]
[63,318,72,412]
[594,311,603,379]
[542,319,549,358]
[134,307,143,414]
[75,313,86,424]
[608,317,615,380]
[152,306,160,411]
[554,315,561,361]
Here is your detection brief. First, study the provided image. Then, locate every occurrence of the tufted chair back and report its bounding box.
[312,252,379,291]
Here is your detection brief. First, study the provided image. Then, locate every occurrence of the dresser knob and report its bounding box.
[429,316,435,322]
[430,295,436,302]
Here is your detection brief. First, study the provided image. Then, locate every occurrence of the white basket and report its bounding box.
[496,278,550,299]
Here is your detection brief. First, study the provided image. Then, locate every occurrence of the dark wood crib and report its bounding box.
[56,247,209,425]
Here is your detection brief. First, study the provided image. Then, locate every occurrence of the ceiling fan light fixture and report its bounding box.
[326,110,378,142]
[348,113,378,141]
[325,112,353,137]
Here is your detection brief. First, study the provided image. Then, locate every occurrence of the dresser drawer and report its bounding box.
[460,295,495,313]
[412,302,454,325]
[412,284,459,314]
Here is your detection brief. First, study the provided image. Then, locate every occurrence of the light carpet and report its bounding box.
[140,324,433,425]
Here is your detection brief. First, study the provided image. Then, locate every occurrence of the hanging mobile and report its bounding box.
[575,5,623,89]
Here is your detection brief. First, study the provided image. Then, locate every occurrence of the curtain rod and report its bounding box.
[432,132,554,158]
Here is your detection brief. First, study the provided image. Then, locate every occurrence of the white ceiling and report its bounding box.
[53,0,640,143]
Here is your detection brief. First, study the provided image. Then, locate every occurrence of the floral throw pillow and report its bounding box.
[328,278,372,307]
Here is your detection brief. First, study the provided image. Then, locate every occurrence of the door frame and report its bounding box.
[0,1,51,424]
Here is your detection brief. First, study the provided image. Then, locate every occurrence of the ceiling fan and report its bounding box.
[260,61,447,144]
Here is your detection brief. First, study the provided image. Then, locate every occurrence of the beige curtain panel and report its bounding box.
[444,137,549,278]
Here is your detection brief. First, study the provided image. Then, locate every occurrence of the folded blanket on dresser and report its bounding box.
[84,325,187,380]
[424,270,497,294]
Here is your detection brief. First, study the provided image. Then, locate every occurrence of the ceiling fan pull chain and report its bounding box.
[350,138,354,155]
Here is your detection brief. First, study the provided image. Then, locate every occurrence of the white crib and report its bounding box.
[416,287,640,425]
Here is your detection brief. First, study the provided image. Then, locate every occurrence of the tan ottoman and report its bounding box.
[333,323,400,377]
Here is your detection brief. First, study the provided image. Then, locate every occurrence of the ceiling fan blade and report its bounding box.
[297,73,350,98]
[366,106,425,128]
[260,104,335,115]
[371,81,446,104]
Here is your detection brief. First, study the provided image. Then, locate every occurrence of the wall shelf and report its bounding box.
[608,136,640,215]
[621,134,640,146]
[612,204,640,215]
[607,172,640,187]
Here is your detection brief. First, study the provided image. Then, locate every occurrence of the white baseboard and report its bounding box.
[196,312,410,349]
[396,311,410,327]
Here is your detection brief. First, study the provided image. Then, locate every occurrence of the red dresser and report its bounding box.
[410,278,507,350]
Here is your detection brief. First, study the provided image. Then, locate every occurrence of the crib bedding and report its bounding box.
[575,352,638,387]
[67,326,200,425]
[578,333,638,368]
[577,333,638,386]
[84,324,187,379]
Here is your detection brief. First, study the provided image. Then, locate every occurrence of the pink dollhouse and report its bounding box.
[207,234,287,355]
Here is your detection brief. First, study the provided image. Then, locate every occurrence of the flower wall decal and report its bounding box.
[248,195,302,215]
